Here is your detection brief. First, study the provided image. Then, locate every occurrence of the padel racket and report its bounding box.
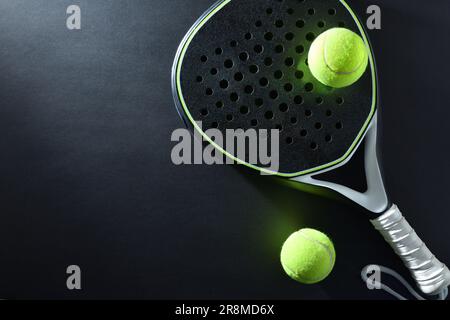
[172,0,450,297]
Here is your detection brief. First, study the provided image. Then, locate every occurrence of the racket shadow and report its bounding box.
[234,165,401,299]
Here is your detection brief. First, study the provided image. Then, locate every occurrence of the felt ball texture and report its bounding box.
[280,228,335,284]
[308,28,369,88]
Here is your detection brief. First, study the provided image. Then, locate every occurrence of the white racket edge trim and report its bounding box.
[291,113,389,214]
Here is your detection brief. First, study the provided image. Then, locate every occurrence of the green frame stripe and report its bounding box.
[175,0,377,177]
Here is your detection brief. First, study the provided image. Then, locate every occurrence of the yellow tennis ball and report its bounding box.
[280,228,336,284]
[308,28,369,88]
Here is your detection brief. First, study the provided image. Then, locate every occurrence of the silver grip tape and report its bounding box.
[371,204,450,295]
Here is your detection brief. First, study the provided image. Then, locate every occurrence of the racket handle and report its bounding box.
[371,204,450,296]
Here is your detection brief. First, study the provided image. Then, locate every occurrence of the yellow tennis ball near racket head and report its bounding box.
[280,228,336,284]
[308,28,369,88]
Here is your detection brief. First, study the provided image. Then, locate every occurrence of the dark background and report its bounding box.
[0,0,449,299]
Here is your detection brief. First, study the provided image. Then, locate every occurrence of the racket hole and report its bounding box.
[290,117,298,124]
[318,21,326,28]
[265,111,274,119]
[244,33,253,40]
[259,77,269,87]
[211,122,219,128]
[315,122,322,130]
[310,142,318,150]
[336,97,344,105]
[244,85,254,94]
[266,8,273,15]
[200,55,208,63]
[279,103,289,112]
[286,137,294,144]
[316,97,324,105]
[240,105,249,114]
[226,114,234,121]
[255,98,264,107]
[295,70,304,79]
[305,109,312,117]
[285,57,294,67]
[336,122,343,129]
[210,68,218,75]
[326,109,332,117]
[196,76,203,83]
[230,40,238,47]
[274,70,283,79]
[254,45,264,54]
[275,124,283,132]
[275,20,284,28]
[224,59,234,68]
[305,82,314,92]
[284,83,293,92]
[296,45,305,54]
[269,90,279,99]
[230,92,239,102]
[220,79,229,89]
[264,32,274,41]
[308,8,315,15]
[294,95,304,104]
[285,32,294,41]
[325,134,333,143]
[234,72,244,81]
[249,65,259,73]
[264,57,273,66]
[216,101,224,108]
[251,119,258,126]
[200,108,208,116]
[306,33,316,42]
[300,129,308,137]
[239,52,249,61]
[255,20,262,27]
[275,44,284,54]
[205,88,213,96]
[215,48,223,55]
[296,19,305,28]
[328,8,336,15]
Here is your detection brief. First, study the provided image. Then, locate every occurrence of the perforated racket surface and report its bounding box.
[173,0,376,176]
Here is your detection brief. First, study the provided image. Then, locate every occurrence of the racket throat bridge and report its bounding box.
[291,115,389,214]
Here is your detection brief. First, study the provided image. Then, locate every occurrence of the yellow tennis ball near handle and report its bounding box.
[308,28,369,88]
[280,228,336,284]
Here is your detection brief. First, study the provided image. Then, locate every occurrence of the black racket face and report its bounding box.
[173,0,377,176]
